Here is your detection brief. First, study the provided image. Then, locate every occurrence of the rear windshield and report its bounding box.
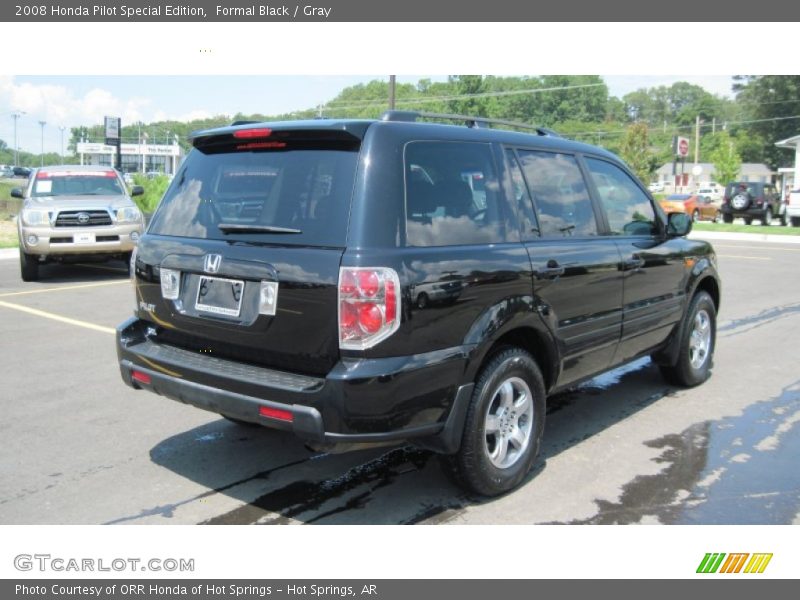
[148,142,358,247]
[32,170,124,197]
[726,182,759,196]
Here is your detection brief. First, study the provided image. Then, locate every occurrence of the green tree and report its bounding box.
[620,122,654,183]
[708,131,741,185]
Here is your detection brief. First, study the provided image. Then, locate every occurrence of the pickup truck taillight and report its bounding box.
[338,267,401,350]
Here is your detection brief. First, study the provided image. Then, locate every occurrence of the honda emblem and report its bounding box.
[203,254,222,274]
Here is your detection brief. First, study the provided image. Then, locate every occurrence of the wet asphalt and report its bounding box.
[0,239,798,525]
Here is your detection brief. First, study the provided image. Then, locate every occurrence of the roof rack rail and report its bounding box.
[380,110,560,137]
[230,120,260,126]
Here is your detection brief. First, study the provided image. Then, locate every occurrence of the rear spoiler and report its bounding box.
[190,121,370,150]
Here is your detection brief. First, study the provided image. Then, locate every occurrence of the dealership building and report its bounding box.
[76,141,183,175]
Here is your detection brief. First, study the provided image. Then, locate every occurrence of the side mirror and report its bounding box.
[10,188,23,199]
[130,185,145,197]
[667,212,692,237]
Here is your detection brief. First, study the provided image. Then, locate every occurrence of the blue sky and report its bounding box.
[0,75,735,154]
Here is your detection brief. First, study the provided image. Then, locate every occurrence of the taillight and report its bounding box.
[338,267,401,350]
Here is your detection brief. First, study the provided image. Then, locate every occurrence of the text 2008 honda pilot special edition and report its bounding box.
[117,112,720,496]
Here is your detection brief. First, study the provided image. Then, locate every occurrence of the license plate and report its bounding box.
[74,232,95,244]
[195,276,245,317]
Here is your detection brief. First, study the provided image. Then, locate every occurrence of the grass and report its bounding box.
[692,221,800,236]
[0,218,18,248]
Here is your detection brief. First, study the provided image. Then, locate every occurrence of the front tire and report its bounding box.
[19,249,39,282]
[659,291,716,387]
[444,347,546,496]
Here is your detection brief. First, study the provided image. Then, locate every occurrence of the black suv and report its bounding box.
[116,112,721,496]
[720,181,786,225]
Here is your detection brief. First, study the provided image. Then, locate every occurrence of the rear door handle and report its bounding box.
[621,255,645,271]
[535,260,566,279]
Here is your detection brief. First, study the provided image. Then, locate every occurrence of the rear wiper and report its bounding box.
[218,223,302,234]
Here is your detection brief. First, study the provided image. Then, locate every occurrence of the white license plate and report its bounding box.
[74,232,95,244]
[196,275,245,317]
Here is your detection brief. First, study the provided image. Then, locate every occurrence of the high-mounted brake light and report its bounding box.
[233,128,273,139]
[338,267,401,350]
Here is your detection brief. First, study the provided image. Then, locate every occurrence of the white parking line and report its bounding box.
[0,280,128,298]
[0,300,115,335]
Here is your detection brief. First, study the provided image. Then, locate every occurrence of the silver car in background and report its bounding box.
[12,165,145,281]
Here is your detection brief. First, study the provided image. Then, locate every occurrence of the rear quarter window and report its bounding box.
[404,141,505,246]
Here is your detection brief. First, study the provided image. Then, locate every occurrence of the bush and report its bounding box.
[131,173,171,214]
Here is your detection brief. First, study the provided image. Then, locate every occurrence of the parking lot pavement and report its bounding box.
[1,240,799,525]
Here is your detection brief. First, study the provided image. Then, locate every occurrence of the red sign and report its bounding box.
[676,137,690,157]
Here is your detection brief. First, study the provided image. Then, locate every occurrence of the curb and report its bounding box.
[0,248,19,260]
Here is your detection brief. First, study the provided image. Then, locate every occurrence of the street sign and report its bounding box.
[104,116,120,145]
[676,136,690,157]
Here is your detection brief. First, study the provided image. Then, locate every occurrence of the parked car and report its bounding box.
[14,165,146,281]
[659,194,720,222]
[12,166,31,178]
[720,181,787,225]
[1,166,14,178]
[787,189,800,227]
[116,112,721,496]
[648,182,665,193]
[697,184,722,203]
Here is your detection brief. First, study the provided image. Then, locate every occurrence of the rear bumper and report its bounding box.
[719,205,769,217]
[116,317,473,452]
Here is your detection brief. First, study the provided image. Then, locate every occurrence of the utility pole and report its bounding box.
[389,75,396,110]
[694,115,701,165]
[38,120,47,167]
[11,111,25,166]
[59,126,66,165]
[712,117,716,135]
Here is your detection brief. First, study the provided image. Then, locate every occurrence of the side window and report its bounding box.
[405,142,504,246]
[505,148,538,236]
[517,149,597,237]
[585,158,658,236]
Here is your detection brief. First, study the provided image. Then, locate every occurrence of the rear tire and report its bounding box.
[792,217,800,228]
[722,214,734,224]
[659,291,716,387]
[443,347,546,496]
[744,218,753,225]
[19,249,39,282]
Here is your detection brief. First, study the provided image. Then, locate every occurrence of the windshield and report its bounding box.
[148,142,359,247]
[32,170,125,197]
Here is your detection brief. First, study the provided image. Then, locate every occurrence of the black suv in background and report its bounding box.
[720,181,786,225]
[116,112,721,496]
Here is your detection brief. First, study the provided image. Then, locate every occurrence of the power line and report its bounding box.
[322,82,606,111]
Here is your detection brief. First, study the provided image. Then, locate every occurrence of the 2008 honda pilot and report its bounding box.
[116,112,721,496]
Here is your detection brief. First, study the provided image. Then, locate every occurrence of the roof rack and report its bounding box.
[380,110,560,137]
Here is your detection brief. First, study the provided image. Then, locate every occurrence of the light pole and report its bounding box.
[59,126,66,165]
[11,111,25,166]
[38,120,47,167]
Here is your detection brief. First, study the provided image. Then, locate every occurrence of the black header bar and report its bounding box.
[3,0,800,22]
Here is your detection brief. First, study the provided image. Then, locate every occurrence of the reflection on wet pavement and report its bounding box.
[565,381,800,524]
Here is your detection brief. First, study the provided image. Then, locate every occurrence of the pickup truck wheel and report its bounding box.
[659,291,716,387]
[444,347,545,496]
[19,249,39,282]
